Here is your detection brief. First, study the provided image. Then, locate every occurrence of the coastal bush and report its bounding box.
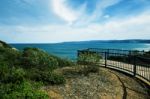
[0,41,71,98]
[47,72,66,85]
[26,68,65,85]
[79,65,99,76]
[62,65,99,76]
[7,68,26,84]
[52,55,75,67]
[85,65,99,73]
[0,65,49,99]
[0,47,21,66]
[0,40,12,48]
[0,62,10,82]
[21,47,58,70]
[0,81,49,99]
[1,66,26,84]
[78,52,102,65]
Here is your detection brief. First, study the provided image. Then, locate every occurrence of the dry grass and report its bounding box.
[44,66,149,99]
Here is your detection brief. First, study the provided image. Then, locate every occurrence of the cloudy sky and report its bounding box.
[0,0,150,43]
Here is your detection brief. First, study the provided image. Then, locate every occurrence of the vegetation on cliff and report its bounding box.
[0,41,74,99]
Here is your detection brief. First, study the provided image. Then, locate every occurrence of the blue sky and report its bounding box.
[0,0,150,43]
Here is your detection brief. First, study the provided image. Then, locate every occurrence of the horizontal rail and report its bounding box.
[77,48,150,84]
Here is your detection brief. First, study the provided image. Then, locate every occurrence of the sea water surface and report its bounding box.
[11,42,150,60]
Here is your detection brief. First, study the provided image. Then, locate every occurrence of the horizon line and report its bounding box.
[8,39,150,44]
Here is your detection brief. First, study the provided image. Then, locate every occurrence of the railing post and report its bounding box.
[105,52,107,68]
[133,56,136,76]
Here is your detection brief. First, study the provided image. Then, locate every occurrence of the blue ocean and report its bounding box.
[11,41,150,60]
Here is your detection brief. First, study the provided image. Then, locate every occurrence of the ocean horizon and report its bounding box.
[11,41,150,60]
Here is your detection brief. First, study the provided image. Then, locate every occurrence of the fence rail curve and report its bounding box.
[77,48,150,84]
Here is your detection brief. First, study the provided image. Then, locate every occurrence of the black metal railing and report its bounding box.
[77,48,150,83]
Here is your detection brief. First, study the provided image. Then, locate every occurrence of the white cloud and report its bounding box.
[74,0,122,26]
[0,11,150,43]
[50,0,122,26]
[51,0,86,25]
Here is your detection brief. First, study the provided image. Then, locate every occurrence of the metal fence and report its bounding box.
[77,48,150,83]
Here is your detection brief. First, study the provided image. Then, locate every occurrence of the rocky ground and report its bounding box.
[43,66,150,99]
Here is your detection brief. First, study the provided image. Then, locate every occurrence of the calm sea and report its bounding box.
[11,42,150,60]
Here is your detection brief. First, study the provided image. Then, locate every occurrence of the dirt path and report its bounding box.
[108,69,150,99]
[43,67,150,99]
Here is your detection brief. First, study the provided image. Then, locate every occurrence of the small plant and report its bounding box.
[78,51,102,65]
[48,72,66,85]
[79,65,99,76]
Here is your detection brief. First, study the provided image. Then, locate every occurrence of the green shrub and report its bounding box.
[26,68,65,85]
[62,68,79,77]
[62,65,99,76]
[0,40,12,48]
[1,66,26,83]
[85,65,99,73]
[52,55,75,67]
[21,48,58,70]
[0,81,49,99]
[0,64,49,99]
[78,65,99,76]
[8,68,26,84]
[47,72,66,85]
[78,52,102,65]
[0,62,9,81]
[0,47,21,66]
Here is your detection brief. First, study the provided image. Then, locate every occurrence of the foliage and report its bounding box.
[78,52,102,65]
[0,47,21,66]
[47,72,66,85]
[21,47,58,70]
[26,68,66,85]
[0,40,12,48]
[0,63,25,84]
[0,62,9,84]
[4,68,26,84]
[0,63,49,99]
[78,65,99,76]
[0,41,75,98]
[77,51,101,75]
[52,55,75,67]
[0,81,49,99]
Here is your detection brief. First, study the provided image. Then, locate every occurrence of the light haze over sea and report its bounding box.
[11,41,150,60]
